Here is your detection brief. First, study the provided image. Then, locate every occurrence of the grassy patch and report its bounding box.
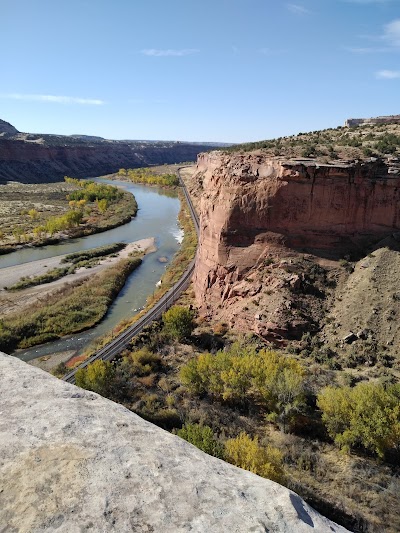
[61,242,126,264]
[0,257,142,352]
[6,266,72,291]
[0,179,137,252]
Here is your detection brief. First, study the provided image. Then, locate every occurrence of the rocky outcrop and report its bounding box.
[193,151,400,334]
[345,114,400,127]
[0,353,347,532]
[0,121,219,183]
[0,119,19,137]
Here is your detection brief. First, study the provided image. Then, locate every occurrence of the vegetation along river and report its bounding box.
[0,178,182,362]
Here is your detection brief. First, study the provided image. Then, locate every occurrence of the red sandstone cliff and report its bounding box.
[192,151,400,338]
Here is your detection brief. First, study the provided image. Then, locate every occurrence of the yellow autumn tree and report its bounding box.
[75,360,115,396]
[317,382,400,458]
[225,432,285,484]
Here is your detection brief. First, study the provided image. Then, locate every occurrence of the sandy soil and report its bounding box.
[178,165,200,210]
[28,350,76,372]
[0,238,156,317]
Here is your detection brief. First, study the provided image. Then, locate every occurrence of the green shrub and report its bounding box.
[127,348,162,376]
[62,242,126,264]
[317,382,400,458]
[66,179,123,203]
[162,305,195,341]
[177,423,225,459]
[7,266,71,291]
[75,360,115,395]
[52,362,68,378]
[374,133,400,155]
[180,344,306,431]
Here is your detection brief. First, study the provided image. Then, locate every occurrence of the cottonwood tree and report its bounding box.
[75,360,115,396]
[162,306,195,341]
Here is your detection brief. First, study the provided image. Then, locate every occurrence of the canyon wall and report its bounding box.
[193,151,400,322]
[0,122,218,183]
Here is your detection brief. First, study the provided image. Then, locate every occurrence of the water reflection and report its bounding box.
[1,179,181,362]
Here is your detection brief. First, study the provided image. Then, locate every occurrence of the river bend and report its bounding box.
[0,179,181,362]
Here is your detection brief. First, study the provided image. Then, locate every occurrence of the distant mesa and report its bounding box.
[345,114,400,127]
[69,134,105,142]
[0,119,226,184]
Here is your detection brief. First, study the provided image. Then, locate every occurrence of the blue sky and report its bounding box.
[1,0,400,142]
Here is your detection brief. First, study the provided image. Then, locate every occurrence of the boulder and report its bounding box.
[0,353,348,532]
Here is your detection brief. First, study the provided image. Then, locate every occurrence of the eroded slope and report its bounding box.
[191,151,400,346]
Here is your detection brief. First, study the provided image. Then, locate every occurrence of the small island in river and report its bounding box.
[0,238,155,353]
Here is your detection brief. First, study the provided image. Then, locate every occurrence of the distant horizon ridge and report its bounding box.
[0,117,232,146]
[345,114,400,127]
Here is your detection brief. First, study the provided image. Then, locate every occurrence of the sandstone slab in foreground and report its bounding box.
[0,353,348,532]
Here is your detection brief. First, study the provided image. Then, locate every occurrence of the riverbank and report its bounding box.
[0,255,146,353]
[0,238,155,318]
[66,184,198,368]
[28,350,76,373]
[9,178,182,364]
[104,163,194,188]
[0,180,137,255]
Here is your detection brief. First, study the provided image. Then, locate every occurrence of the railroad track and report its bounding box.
[63,168,199,384]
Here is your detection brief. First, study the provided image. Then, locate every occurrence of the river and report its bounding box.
[0,178,181,362]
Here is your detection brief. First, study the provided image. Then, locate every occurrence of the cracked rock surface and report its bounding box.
[0,353,348,532]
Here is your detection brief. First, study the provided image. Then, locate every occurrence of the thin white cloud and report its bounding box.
[346,18,400,59]
[344,46,391,53]
[286,3,310,14]
[0,93,104,105]
[141,48,199,57]
[384,19,400,46]
[375,69,400,78]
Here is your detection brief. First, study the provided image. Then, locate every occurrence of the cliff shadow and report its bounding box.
[224,228,400,262]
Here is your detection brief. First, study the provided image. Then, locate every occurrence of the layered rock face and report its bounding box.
[0,122,218,183]
[345,114,400,127]
[0,353,347,532]
[193,151,400,327]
